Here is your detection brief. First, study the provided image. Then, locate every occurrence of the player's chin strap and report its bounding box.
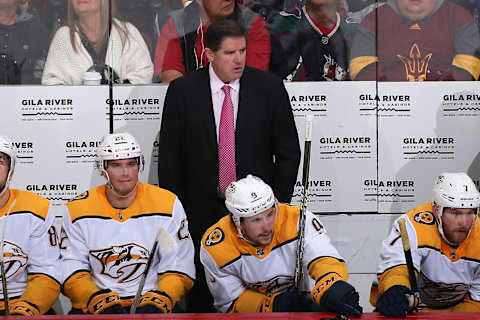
[103,170,139,199]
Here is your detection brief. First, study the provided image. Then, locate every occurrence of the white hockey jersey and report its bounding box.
[377,202,480,310]
[200,203,346,312]
[0,189,61,312]
[60,183,195,310]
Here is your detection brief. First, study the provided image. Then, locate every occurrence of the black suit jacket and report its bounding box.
[158,66,300,241]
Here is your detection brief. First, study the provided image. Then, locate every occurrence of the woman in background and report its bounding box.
[42,0,153,85]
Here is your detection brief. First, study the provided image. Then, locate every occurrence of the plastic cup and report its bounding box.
[83,71,101,85]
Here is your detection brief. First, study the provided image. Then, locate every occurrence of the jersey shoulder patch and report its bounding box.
[413,211,434,225]
[205,227,225,246]
[201,216,241,267]
[406,203,440,248]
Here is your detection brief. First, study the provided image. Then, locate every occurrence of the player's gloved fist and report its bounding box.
[376,285,416,318]
[10,300,40,316]
[260,290,320,312]
[136,290,172,314]
[87,289,125,314]
[312,276,362,318]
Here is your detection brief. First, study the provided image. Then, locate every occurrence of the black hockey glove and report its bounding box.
[86,289,125,314]
[319,280,363,318]
[269,291,322,312]
[376,285,416,318]
[136,290,172,313]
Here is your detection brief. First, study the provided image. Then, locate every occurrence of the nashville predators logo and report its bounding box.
[205,228,224,246]
[414,211,434,225]
[1,241,28,279]
[90,243,150,283]
[247,275,293,294]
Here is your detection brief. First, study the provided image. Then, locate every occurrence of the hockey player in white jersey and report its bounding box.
[200,174,362,315]
[0,135,61,315]
[61,132,195,314]
[373,172,480,317]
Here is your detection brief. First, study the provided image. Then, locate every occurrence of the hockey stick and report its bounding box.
[0,198,16,315]
[108,0,114,134]
[130,227,174,314]
[397,218,420,311]
[294,115,313,293]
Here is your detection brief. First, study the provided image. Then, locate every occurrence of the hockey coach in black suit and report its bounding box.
[157,18,300,312]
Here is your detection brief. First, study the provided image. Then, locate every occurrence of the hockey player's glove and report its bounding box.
[10,300,40,316]
[376,285,417,318]
[261,291,321,312]
[312,276,362,318]
[136,290,172,313]
[87,289,124,314]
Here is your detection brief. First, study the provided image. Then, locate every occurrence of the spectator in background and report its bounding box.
[349,0,480,81]
[42,0,153,85]
[346,0,378,12]
[240,0,299,23]
[154,0,270,83]
[28,0,67,35]
[0,0,49,84]
[115,0,185,59]
[269,0,358,81]
[451,0,479,34]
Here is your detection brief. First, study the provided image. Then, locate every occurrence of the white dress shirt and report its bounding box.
[209,64,240,143]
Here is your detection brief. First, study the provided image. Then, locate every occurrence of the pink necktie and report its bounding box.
[218,85,237,195]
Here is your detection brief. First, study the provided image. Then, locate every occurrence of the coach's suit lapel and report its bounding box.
[236,67,255,175]
[197,67,218,155]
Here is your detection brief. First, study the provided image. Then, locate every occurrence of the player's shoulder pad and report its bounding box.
[404,202,439,248]
[275,203,301,243]
[10,189,50,220]
[202,215,241,268]
[463,222,480,259]
[139,183,177,215]
[66,185,104,221]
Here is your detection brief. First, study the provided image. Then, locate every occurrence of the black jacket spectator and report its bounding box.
[0,4,49,84]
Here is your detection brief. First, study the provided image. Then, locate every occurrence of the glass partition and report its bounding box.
[1,0,478,85]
